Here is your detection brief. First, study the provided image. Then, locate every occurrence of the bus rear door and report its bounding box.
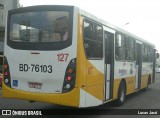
[104,27,115,101]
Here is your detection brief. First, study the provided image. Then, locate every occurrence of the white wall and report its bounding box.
[3,0,19,26]
[0,0,19,27]
[0,0,19,52]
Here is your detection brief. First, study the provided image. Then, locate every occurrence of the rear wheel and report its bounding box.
[116,81,126,106]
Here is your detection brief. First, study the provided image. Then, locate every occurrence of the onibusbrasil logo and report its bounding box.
[1,110,42,116]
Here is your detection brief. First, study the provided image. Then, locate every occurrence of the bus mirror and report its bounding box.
[157,53,159,58]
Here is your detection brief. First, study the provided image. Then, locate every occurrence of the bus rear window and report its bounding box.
[10,11,69,42]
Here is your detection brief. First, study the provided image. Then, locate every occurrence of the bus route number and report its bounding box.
[57,53,69,62]
[19,64,52,73]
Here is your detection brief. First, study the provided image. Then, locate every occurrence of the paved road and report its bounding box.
[0,73,160,118]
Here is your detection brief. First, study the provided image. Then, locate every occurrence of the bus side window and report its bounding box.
[115,33,125,61]
[126,37,135,61]
[83,20,103,59]
[142,44,148,62]
[83,21,93,58]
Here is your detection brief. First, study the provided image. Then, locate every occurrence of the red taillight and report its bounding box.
[67,76,72,81]
[4,56,11,87]
[4,72,9,76]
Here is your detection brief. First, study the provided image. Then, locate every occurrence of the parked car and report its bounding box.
[0,73,2,88]
[156,68,160,73]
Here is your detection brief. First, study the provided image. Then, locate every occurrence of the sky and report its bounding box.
[20,0,160,52]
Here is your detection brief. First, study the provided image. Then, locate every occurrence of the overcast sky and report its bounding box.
[20,0,160,52]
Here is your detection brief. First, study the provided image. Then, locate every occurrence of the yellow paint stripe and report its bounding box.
[125,76,136,95]
[113,74,150,100]
[86,61,104,100]
[141,74,149,89]
[76,14,104,101]
[2,82,80,107]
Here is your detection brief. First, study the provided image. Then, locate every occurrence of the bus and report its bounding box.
[2,5,158,107]
[0,38,4,73]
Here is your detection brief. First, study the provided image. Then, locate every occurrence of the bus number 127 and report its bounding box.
[57,53,69,62]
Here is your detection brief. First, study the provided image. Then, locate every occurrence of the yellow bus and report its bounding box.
[2,5,158,107]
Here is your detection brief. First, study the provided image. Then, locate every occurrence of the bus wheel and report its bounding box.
[116,81,126,106]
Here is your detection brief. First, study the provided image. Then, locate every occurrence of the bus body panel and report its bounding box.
[3,6,78,94]
[141,62,153,89]
[76,15,104,107]
[4,46,76,93]
[2,82,80,107]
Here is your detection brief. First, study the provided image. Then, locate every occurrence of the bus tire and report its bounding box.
[116,81,126,106]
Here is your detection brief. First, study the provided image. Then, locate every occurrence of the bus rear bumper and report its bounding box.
[2,82,80,107]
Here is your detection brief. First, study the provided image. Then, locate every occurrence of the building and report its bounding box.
[0,0,19,72]
[0,0,20,38]
[0,0,19,51]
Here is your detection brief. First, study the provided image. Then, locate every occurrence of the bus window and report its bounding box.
[10,12,69,42]
[142,44,148,62]
[115,33,126,61]
[8,10,73,50]
[126,37,135,61]
[83,20,103,59]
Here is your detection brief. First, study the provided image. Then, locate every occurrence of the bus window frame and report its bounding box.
[115,32,126,62]
[82,18,103,60]
[126,37,136,62]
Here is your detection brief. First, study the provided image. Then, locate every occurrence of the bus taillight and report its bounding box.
[3,57,11,87]
[67,76,72,81]
[62,58,76,93]
[4,72,9,76]
[67,68,74,74]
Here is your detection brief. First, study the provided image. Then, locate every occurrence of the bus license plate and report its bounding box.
[28,82,42,89]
